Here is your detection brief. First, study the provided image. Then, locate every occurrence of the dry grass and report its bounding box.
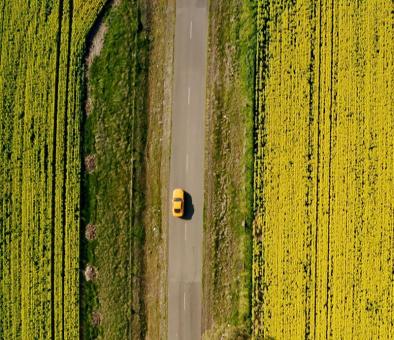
[142,0,175,338]
[203,0,255,336]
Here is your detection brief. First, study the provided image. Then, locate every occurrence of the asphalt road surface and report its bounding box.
[168,0,208,339]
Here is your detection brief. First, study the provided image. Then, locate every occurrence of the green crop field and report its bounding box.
[0,1,105,338]
[253,0,393,338]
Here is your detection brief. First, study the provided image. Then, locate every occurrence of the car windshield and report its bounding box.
[174,208,181,213]
[174,197,182,202]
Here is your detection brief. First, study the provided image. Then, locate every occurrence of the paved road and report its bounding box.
[168,0,208,339]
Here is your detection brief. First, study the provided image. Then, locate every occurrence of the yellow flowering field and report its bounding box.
[0,1,104,338]
[253,0,393,338]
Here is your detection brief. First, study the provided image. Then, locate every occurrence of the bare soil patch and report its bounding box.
[86,22,108,68]
[85,224,97,241]
[84,265,98,281]
[84,154,96,173]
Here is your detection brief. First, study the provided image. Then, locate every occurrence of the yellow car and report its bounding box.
[172,188,184,217]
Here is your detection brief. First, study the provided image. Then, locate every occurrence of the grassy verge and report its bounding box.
[142,0,174,338]
[203,0,256,338]
[80,1,148,338]
[80,0,174,338]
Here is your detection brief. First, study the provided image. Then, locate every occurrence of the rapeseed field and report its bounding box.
[253,0,393,338]
[0,1,105,338]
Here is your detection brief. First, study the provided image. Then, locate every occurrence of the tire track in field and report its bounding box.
[61,1,74,338]
[250,1,270,338]
[312,0,323,338]
[252,1,271,335]
[51,1,64,337]
[325,0,335,337]
[0,4,10,336]
[51,1,74,337]
[305,1,317,336]
[0,0,6,66]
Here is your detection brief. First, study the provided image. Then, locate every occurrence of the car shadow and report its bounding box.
[182,191,194,220]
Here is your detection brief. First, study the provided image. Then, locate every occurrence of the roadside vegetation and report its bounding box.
[80,0,148,338]
[253,0,394,338]
[203,0,256,338]
[0,0,105,338]
[80,0,173,338]
[141,0,175,338]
